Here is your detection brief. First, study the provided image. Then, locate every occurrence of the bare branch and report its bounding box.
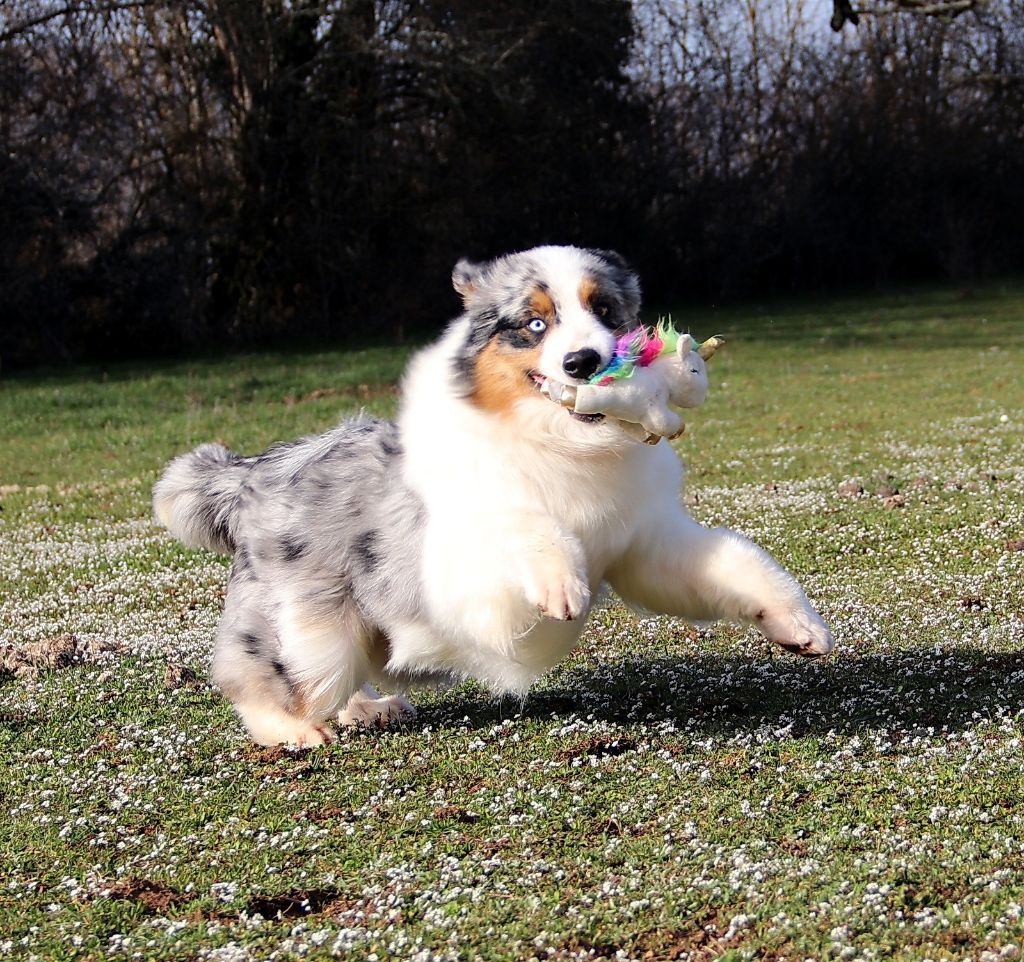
[886,0,979,12]
[0,1,153,45]
[832,0,986,30]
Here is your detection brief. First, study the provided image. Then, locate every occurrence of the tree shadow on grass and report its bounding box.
[419,648,1024,738]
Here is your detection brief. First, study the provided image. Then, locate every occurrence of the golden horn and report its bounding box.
[697,335,725,360]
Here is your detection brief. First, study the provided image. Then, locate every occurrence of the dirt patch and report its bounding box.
[630,909,727,962]
[112,884,361,923]
[555,919,724,962]
[959,596,988,611]
[242,888,353,919]
[592,814,649,838]
[433,805,480,824]
[632,929,722,961]
[776,836,811,856]
[550,936,626,960]
[105,877,187,914]
[479,837,512,858]
[558,735,638,763]
[239,744,311,764]
[0,709,33,732]
[162,663,201,689]
[293,805,351,823]
[1,634,116,679]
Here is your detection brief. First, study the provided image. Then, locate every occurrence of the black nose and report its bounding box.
[562,348,602,381]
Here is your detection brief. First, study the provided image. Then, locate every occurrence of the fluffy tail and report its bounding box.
[153,443,247,554]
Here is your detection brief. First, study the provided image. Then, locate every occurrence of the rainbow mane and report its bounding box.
[590,319,685,386]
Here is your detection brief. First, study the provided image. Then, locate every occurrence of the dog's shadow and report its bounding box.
[416,648,1024,738]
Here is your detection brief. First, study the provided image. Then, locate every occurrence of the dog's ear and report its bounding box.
[452,258,484,303]
[589,248,631,272]
[589,248,642,321]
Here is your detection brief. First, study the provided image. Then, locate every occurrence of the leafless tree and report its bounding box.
[1,0,1022,366]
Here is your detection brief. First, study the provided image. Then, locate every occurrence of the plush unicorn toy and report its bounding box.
[542,322,724,443]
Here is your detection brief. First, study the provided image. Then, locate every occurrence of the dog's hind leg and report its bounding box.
[211,622,342,747]
[213,582,372,745]
[607,512,833,657]
[233,702,338,747]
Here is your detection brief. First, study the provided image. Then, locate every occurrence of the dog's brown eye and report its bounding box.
[527,318,547,333]
[595,304,609,318]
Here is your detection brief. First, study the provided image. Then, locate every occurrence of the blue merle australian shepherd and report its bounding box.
[155,246,833,745]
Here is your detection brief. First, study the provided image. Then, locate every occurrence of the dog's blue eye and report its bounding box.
[528,318,547,333]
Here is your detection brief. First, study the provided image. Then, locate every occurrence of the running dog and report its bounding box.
[154,246,833,745]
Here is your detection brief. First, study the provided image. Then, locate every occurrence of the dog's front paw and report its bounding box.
[523,563,591,621]
[338,690,416,728]
[756,606,834,658]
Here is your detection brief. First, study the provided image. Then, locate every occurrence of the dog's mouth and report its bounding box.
[529,371,605,423]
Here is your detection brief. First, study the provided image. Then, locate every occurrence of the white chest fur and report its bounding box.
[392,347,685,693]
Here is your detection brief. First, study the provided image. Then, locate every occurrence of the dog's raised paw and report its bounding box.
[524,564,590,621]
[756,607,834,658]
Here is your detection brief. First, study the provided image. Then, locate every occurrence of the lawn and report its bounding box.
[2,282,1024,962]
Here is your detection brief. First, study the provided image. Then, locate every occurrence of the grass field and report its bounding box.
[2,282,1024,962]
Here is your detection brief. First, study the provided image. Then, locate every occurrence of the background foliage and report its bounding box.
[2,0,1023,367]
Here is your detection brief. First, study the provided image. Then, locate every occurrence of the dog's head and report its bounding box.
[451,246,641,438]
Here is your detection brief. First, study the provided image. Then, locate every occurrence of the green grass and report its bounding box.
[2,280,1024,961]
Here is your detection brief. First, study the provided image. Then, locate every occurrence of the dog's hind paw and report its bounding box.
[235,703,338,746]
[756,606,835,658]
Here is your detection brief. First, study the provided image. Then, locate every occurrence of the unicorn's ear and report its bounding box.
[677,333,696,357]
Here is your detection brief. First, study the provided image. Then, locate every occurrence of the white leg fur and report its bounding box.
[517,524,591,622]
[234,702,338,747]
[608,512,833,657]
[275,594,371,719]
[218,594,375,745]
[421,509,592,652]
[338,683,416,727]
